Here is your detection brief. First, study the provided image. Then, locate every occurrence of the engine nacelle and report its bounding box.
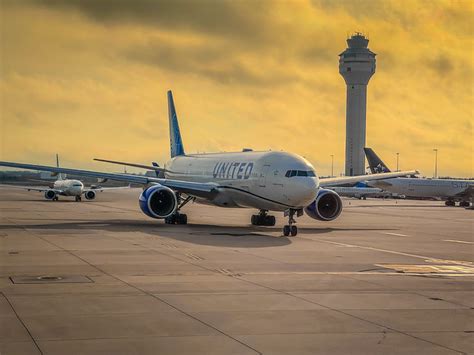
[84,190,96,200]
[139,184,177,219]
[304,188,343,221]
[44,190,56,200]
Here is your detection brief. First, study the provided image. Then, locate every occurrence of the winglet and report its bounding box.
[168,90,185,158]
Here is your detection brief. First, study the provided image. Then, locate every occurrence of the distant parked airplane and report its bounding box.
[364,148,473,207]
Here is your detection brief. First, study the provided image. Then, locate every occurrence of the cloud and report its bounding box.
[32,0,275,42]
[428,54,454,74]
[123,39,298,87]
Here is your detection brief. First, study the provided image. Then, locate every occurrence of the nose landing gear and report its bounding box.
[283,209,301,236]
[75,196,82,202]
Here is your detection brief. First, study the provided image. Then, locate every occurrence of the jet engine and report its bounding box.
[44,190,56,200]
[304,188,343,221]
[139,184,177,219]
[84,190,96,200]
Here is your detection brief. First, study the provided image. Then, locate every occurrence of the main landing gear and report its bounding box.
[165,213,187,225]
[459,201,471,207]
[75,196,81,202]
[283,209,300,237]
[251,210,276,226]
[165,195,193,225]
[445,200,456,207]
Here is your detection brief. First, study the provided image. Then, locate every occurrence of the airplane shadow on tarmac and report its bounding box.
[0,219,399,248]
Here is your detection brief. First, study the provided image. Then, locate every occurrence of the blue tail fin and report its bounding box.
[167,90,185,158]
[364,148,391,174]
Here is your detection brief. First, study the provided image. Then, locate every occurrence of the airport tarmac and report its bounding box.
[0,188,472,355]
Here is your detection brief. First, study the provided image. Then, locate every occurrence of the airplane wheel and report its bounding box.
[445,200,455,207]
[460,201,470,207]
[252,214,275,226]
[165,215,175,224]
[177,214,188,225]
[251,215,258,225]
[290,225,298,236]
[265,216,276,226]
[75,196,81,202]
[283,225,290,236]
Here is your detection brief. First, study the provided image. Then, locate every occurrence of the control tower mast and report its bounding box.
[339,33,376,176]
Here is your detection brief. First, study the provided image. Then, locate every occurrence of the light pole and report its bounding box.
[433,148,438,178]
[396,152,399,171]
[330,155,334,177]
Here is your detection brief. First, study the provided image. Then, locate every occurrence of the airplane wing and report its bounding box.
[0,184,63,193]
[84,185,132,193]
[0,161,216,198]
[94,158,165,173]
[319,170,418,187]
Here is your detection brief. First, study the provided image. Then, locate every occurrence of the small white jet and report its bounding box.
[365,148,473,207]
[0,91,416,235]
[1,155,129,202]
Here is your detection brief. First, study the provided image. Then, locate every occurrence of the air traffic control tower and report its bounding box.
[339,33,376,176]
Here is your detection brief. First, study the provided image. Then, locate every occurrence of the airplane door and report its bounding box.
[258,164,272,188]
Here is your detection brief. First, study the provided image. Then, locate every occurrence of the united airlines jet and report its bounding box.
[0,91,416,236]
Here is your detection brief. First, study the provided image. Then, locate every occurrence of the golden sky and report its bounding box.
[1,0,472,177]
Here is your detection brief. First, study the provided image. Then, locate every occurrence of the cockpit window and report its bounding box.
[285,170,315,178]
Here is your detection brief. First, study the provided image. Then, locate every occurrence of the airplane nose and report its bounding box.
[293,178,318,207]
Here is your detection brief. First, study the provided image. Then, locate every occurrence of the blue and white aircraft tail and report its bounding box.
[168,90,185,158]
[364,148,391,174]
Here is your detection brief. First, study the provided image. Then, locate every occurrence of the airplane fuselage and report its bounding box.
[164,151,319,211]
[52,179,84,196]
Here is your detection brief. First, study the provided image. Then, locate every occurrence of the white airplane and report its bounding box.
[0,154,129,202]
[365,148,473,207]
[0,91,416,236]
